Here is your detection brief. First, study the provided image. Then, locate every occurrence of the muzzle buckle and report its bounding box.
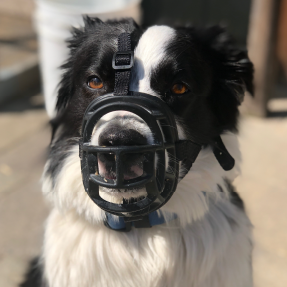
[112,51,134,70]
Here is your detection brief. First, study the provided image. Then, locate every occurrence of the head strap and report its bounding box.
[112,32,134,96]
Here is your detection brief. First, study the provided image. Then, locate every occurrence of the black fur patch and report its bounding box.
[45,18,143,172]
[224,178,245,211]
[19,258,45,287]
[151,26,253,145]
[47,137,79,186]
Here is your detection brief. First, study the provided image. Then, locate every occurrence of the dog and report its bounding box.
[21,17,254,287]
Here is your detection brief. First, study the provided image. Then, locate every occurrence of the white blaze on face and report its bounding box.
[130,25,176,95]
[90,111,154,146]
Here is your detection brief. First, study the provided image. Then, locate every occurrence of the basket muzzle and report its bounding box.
[80,92,180,218]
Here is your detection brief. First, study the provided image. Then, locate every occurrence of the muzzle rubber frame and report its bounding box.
[80,92,180,218]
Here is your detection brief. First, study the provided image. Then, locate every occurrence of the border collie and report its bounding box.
[22,17,253,287]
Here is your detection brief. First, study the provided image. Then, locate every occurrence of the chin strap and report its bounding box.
[174,135,235,179]
[104,191,207,232]
[212,136,235,171]
[175,140,202,179]
[104,210,178,232]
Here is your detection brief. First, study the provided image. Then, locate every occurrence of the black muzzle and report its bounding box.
[80,91,184,218]
[79,32,235,221]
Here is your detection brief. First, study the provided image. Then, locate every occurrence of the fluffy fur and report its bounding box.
[22,17,254,287]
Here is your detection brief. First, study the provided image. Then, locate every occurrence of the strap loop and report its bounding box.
[213,136,235,171]
[113,33,134,96]
[104,211,177,232]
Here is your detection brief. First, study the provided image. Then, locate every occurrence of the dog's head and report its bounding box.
[44,17,253,224]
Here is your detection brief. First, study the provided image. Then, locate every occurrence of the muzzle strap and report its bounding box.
[113,32,134,96]
[213,136,235,171]
[175,140,202,178]
[104,210,178,232]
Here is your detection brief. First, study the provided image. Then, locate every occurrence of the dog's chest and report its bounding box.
[43,205,252,287]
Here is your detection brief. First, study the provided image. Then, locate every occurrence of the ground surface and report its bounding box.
[0,95,49,287]
[0,95,286,287]
[235,115,287,287]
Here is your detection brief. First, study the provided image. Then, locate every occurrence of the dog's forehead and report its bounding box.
[134,26,175,68]
[130,26,176,95]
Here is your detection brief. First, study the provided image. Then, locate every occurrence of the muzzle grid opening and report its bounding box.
[80,93,179,217]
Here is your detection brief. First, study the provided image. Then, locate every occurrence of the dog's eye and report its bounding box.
[88,77,103,89]
[171,83,188,95]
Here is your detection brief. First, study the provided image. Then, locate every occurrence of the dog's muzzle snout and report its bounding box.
[98,128,147,181]
[98,128,148,146]
[80,92,182,218]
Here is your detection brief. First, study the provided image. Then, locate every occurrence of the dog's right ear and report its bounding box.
[56,16,104,112]
[193,25,254,103]
[83,16,103,26]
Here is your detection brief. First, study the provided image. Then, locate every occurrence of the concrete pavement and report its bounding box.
[235,116,287,287]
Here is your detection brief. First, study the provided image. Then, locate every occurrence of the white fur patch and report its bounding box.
[90,111,154,146]
[130,26,175,95]
[99,187,147,204]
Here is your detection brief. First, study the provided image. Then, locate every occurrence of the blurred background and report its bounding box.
[0,0,286,286]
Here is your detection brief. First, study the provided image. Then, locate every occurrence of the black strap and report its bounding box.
[175,140,202,162]
[213,136,235,171]
[113,33,134,96]
[175,140,202,178]
[175,136,235,176]
[104,213,152,232]
[126,215,151,228]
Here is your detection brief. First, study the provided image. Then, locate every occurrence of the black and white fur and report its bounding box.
[22,17,254,287]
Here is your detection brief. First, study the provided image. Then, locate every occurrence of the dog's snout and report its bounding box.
[98,127,148,146]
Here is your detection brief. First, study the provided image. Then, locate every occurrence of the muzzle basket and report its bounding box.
[80,92,179,218]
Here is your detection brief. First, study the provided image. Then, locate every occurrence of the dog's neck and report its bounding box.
[160,132,241,227]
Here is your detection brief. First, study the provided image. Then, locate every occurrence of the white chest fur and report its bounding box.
[43,199,252,287]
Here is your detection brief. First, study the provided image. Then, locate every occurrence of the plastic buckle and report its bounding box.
[103,214,132,232]
[112,51,134,70]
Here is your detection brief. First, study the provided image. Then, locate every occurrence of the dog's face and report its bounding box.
[45,18,253,220]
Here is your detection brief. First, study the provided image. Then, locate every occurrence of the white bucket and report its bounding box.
[34,0,142,118]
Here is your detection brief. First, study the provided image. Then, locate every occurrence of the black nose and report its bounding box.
[98,127,148,146]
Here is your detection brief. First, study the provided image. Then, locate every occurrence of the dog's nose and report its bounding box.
[97,128,147,181]
[98,127,147,146]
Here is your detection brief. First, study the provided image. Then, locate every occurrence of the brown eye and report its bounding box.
[171,83,188,95]
[88,77,103,89]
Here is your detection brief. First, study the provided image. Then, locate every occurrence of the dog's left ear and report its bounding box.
[194,26,254,104]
